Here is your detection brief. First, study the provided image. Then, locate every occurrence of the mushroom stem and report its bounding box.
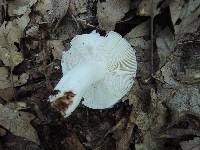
[50,61,107,117]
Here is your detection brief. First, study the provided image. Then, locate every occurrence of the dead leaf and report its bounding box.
[0,127,7,136]
[180,137,200,150]
[0,104,39,144]
[26,25,40,37]
[0,47,23,67]
[0,88,14,101]
[69,0,87,16]
[125,20,150,49]
[169,0,200,35]
[159,128,200,139]
[0,67,29,89]
[4,134,42,150]
[0,9,30,68]
[0,0,3,25]
[0,8,30,46]
[68,0,95,29]
[155,62,179,86]
[116,110,135,150]
[7,0,37,16]
[175,46,200,84]
[167,85,200,115]
[142,132,164,150]
[137,0,163,16]
[50,15,80,40]
[128,88,167,150]
[97,0,130,31]
[156,27,175,67]
[63,133,85,150]
[48,40,64,60]
[35,0,70,25]
[105,118,127,139]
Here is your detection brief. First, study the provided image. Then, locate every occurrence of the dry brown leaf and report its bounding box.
[0,104,39,144]
[69,0,87,16]
[105,118,127,139]
[0,4,31,45]
[116,110,135,150]
[63,133,85,150]
[155,62,179,86]
[180,137,200,150]
[7,0,37,16]
[159,128,200,139]
[125,20,150,50]
[25,25,40,37]
[0,10,30,67]
[137,0,163,16]
[116,124,134,150]
[50,16,80,40]
[169,0,200,35]
[0,47,23,67]
[97,0,130,31]
[35,0,70,25]
[0,127,7,136]
[0,87,14,101]
[127,88,167,150]
[48,40,64,60]
[167,85,200,115]
[0,67,29,89]
[156,27,175,67]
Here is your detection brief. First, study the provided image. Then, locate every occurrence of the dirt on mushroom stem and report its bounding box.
[51,91,75,115]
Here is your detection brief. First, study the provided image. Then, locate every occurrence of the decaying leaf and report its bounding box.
[169,0,200,35]
[0,87,15,101]
[97,0,130,31]
[48,40,65,60]
[25,25,40,37]
[156,27,175,67]
[0,104,39,144]
[68,0,94,28]
[0,67,29,89]
[63,133,85,150]
[175,44,200,84]
[155,61,179,86]
[116,110,135,150]
[7,0,37,16]
[0,9,30,67]
[0,17,29,48]
[0,47,23,67]
[4,134,42,150]
[125,20,150,50]
[180,137,200,150]
[159,128,200,139]
[50,15,80,40]
[137,0,163,16]
[35,0,70,25]
[69,0,87,16]
[0,0,4,25]
[167,85,200,116]
[105,118,127,139]
[0,127,7,136]
[0,0,199,149]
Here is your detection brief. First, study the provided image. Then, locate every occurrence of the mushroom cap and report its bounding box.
[61,31,137,109]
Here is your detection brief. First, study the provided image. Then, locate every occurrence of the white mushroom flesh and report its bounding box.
[49,31,137,117]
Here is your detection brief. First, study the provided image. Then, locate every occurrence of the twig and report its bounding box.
[147,0,155,148]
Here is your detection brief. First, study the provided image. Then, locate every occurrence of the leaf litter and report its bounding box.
[0,0,200,150]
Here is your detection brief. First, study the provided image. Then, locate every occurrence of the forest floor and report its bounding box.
[0,0,200,150]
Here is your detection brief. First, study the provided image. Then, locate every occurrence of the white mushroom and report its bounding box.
[49,31,137,117]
